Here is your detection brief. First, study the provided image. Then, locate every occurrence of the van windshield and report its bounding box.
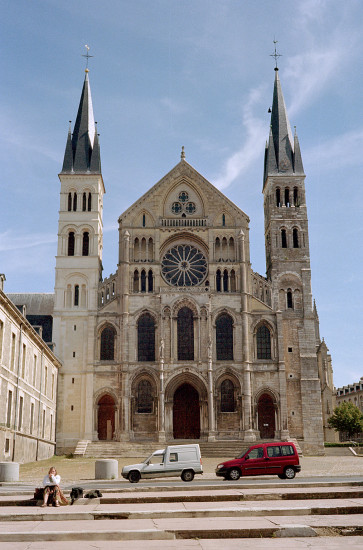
[143,451,164,464]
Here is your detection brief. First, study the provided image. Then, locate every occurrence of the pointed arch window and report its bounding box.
[276,188,281,207]
[82,192,87,211]
[133,270,139,292]
[177,307,194,360]
[223,269,229,292]
[73,193,77,211]
[221,379,235,412]
[215,237,220,260]
[222,213,226,226]
[281,229,287,248]
[68,232,75,256]
[140,270,146,292]
[216,313,233,360]
[82,232,89,256]
[74,285,79,307]
[136,380,153,413]
[293,228,299,248]
[230,269,236,292]
[216,270,221,292]
[148,270,153,292]
[148,238,153,261]
[100,326,116,360]
[256,324,271,360]
[68,192,72,211]
[142,214,146,227]
[88,192,92,211]
[287,289,294,309]
[284,188,290,207]
[293,187,299,207]
[138,313,155,361]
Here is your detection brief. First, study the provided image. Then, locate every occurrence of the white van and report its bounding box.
[121,444,203,483]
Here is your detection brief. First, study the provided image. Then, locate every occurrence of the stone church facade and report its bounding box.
[53,67,336,456]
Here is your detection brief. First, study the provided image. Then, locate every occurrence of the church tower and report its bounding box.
[263,67,324,453]
[53,68,105,451]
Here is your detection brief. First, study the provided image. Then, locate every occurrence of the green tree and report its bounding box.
[328,402,363,439]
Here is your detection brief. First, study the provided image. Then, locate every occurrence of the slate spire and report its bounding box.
[263,69,304,184]
[61,70,101,174]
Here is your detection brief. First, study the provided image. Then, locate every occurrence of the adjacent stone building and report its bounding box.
[52,66,336,456]
[336,379,363,412]
[0,276,61,462]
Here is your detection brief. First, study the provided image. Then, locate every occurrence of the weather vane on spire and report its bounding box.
[270,39,282,70]
[82,45,93,71]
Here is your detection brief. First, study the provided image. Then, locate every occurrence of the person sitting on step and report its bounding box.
[41,467,61,507]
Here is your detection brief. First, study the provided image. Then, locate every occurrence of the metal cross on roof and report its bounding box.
[270,39,282,70]
[82,45,94,70]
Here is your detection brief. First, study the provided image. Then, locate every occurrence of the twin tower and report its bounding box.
[53,66,335,455]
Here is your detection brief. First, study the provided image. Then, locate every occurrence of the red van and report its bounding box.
[215,442,301,480]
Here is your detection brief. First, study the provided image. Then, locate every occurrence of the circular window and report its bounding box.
[185,202,196,214]
[179,191,189,203]
[161,245,207,287]
[171,202,182,214]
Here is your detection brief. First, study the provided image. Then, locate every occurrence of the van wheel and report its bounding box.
[128,470,141,483]
[228,468,241,481]
[278,473,286,479]
[181,470,194,482]
[284,467,296,479]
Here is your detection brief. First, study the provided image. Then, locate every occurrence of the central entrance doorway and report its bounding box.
[173,383,200,439]
[97,394,116,440]
[257,393,275,439]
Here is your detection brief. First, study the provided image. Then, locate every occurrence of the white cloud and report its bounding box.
[0,231,56,252]
[284,48,343,118]
[213,86,266,190]
[305,129,363,169]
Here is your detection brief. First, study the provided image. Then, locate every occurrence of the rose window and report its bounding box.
[161,245,208,287]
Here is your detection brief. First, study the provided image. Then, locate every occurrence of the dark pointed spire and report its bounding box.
[264,69,305,184]
[264,126,278,182]
[61,70,101,174]
[271,69,294,172]
[89,123,101,173]
[293,127,304,174]
[62,121,74,173]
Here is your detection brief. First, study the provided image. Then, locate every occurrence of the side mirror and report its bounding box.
[245,455,249,460]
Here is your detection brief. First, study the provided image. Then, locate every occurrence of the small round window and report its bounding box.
[185,202,196,214]
[171,202,182,214]
[179,191,189,203]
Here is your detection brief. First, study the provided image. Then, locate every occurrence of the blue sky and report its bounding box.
[1,0,362,389]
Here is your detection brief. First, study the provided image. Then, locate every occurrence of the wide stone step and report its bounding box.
[1,500,363,521]
[1,515,363,542]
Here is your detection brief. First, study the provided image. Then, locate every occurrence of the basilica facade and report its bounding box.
[53,67,335,456]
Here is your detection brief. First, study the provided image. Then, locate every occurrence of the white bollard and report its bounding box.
[0,462,19,482]
[95,459,118,480]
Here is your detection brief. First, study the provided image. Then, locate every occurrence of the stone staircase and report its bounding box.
[73,440,90,456]
[81,439,302,459]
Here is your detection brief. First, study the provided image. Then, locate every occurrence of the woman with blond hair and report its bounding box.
[41,467,67,507]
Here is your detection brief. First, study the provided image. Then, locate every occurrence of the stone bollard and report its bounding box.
[95,459,118,480]
[0,462,19,482]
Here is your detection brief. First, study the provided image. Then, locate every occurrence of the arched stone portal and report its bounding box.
[97,394,116,440]
[257,393,275,439]
[173,383,200,439]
